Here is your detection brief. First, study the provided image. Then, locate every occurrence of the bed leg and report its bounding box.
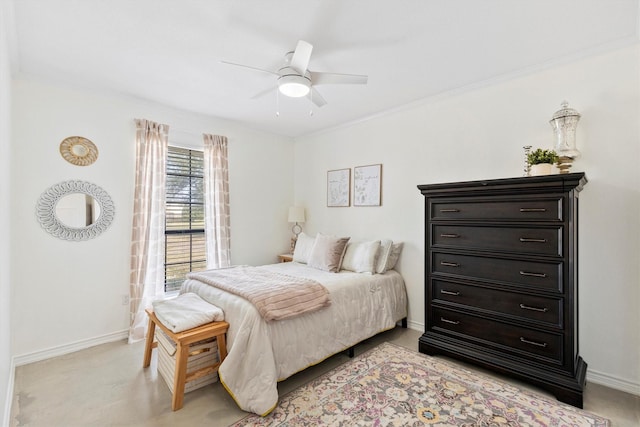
[401,318,407,328]
[347,346,355,358]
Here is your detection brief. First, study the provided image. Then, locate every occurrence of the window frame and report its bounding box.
[164,145,207,293]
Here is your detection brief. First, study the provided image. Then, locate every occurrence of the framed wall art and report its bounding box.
[354,164,382,206]
[327,168,350,207]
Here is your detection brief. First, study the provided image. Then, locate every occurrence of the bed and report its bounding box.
[179,234,407,415]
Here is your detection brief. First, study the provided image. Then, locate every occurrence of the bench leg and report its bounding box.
[172,342,189,411]
[216,333,228,362]
[143,316,156,368]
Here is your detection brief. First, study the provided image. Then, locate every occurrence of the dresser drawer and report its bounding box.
[432,307,562,363]
[432,279,562,326]
[431,198,562,221]
[432,252,562,292]
[432,225,562,256]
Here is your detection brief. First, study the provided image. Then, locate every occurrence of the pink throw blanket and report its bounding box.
[186,266,331,321]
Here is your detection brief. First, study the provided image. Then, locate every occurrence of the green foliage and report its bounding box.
[527,148,559,165]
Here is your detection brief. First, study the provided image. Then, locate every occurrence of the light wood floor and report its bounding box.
[10,327,639,426]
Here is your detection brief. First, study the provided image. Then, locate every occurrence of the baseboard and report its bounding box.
[406,319,424,332]
[13,330,128,367]
[587,368,640,396]
[2,357,15,427]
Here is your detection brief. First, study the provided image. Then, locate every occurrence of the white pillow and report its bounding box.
[385,242,404,271]
[292,232,315,264]
[307,233,350,273]
[375,239,394,274]
[341,240,381,274]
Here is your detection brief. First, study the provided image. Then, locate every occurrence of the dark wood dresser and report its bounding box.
[417,173,587,407]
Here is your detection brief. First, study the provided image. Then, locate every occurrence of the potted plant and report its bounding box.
[527,148,559,176]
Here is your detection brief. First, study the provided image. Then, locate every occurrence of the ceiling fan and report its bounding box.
[221,40,368,107]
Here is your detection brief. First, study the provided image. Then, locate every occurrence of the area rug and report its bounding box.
[230,342,609,426]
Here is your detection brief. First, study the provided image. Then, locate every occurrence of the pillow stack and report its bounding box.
[292,232,403,274]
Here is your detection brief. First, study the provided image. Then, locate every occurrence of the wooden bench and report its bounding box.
[143,308,229,410]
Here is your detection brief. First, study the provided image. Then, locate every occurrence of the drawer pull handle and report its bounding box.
[441,290,460,296]
[520,208,547,213]
[520,337,548,348]
[519,303,548,313]
[440,261,460,267]
[440,209,460,213]
[519,271,547,278]
[441,317,460,325]
[519,237,547,243]
[440,233,460,238]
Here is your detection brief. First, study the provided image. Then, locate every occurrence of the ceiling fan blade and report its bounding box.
[290,40,313,74]
[220,60,279,76]
[311,71,368,86]
[250,86,278,100]
[308,87,327,108]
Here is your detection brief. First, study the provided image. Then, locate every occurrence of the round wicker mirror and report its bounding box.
[59,136,99,166]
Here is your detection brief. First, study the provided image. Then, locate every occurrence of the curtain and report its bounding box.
[128,119,169,343]
[203,134,231,269]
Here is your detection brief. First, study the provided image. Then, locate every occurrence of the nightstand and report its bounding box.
[278,254,293,263]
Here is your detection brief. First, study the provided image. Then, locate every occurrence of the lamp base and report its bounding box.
[291,223,302,235]
[557,156,574,174]
[290,236,297,254]
[290,223,302,254]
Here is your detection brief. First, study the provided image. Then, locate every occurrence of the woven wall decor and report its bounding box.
[59,136,99,166]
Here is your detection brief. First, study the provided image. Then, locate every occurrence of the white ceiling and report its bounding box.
[8,0,639,137]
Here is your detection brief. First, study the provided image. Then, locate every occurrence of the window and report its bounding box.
[164,146,206,292]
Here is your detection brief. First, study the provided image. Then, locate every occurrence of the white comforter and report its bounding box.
[180,262,407,415]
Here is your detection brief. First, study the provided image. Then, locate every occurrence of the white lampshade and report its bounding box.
[288,206,305,223]
[278,75,311,98]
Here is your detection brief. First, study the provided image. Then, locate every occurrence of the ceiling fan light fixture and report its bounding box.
[278,74,311,98]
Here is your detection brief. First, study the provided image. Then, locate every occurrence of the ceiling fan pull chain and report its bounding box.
[309,90,314,116]
[276,87,280,117]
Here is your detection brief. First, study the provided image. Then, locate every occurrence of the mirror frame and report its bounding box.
[59,136,99,166]
[36,180,115,241]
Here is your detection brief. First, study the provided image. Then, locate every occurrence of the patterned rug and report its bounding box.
[230,342,610,426]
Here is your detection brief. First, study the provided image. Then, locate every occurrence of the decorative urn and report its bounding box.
[550,101,581,174]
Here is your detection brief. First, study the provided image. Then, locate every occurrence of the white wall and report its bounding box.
[10,78,294,359]
[0,0,13,424]
[294,45,640,394]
